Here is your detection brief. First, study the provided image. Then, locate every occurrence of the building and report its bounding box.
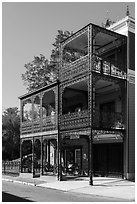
[19,14,135,182]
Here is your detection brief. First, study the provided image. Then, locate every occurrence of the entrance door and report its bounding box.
[93,143,123,177]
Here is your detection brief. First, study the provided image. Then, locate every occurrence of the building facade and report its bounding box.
[19,15,135,182]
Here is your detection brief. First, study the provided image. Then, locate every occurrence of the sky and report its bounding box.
[2,1,135,111]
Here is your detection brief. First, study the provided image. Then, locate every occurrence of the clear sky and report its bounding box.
[2,1,135,111]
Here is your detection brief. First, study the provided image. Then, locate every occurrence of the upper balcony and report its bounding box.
[59,23,127,82]
[19,83,58,137]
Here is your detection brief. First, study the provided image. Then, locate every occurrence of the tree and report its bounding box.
[22,30,73,92]
[2,107,20,160]
[50,30,73,67]
[22,54,54,92]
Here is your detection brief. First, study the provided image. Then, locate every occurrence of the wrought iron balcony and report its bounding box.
[94,110,125,130]
[60,54,89,81]
[59,109,89,130]
[21,109,125,135]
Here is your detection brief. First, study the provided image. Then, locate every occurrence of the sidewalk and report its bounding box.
[2,174,135,201]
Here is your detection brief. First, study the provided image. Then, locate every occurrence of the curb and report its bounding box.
[2,177,135,201]
[2,178,36,186]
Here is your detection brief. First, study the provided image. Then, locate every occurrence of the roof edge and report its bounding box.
[18,80,59,100]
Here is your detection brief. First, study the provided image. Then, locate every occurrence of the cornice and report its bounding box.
[108,16,135,34]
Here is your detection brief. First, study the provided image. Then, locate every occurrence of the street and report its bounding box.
[2,180,129,202]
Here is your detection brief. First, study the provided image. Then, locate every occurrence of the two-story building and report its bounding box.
[19,14,135,183]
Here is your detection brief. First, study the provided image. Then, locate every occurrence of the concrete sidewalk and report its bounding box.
[2,174,135,201]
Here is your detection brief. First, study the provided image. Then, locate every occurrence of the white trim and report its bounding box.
[127,69,135,84]
[108,16,135,35]
[20,130,58,139]
[128,27,135,34]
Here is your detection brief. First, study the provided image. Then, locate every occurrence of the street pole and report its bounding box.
[89,24,94,186]
[41,136,43,175]
[32,137,35,177]
[20,139,22,173]
[89,133,93,185]
[57,82,62,181]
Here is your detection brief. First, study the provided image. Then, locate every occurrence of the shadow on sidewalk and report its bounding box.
[2,192,33,202]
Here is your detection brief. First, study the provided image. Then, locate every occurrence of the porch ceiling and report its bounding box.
[63,79,119,98]
[95,32,117,48]
[63,80,88,98]
[64,29,120,54]
[96,80,119,94]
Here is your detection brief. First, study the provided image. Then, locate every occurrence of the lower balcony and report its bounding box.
[21,115,57,135]
[21,110,125,135]
[59,110,125,131]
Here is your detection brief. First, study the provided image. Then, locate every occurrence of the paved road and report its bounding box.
[2,180,129,202]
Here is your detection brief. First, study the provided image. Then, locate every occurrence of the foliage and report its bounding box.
[22,30,73,92]
[2,107,20,160]
[22,54,55,92]
[50,30,73,67]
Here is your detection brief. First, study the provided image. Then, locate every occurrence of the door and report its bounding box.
[93,143,123,177]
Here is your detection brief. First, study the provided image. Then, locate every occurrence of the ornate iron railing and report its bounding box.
[94,110,125,129]
[21,115,57,135]
[21,122,32,135]
[60,54,89,81]
[60,54,126,81]
[92,55,127,79]
[21,110,124,134]
[59,109,89,130]
[60,109,125,130]
[42,115,57,131]
[33,120,41,133]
